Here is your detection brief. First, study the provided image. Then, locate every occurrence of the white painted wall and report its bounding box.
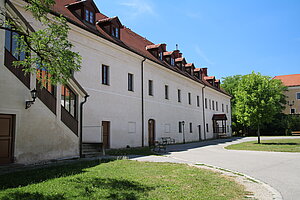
[70,23,232,148]
[0,1,85,164]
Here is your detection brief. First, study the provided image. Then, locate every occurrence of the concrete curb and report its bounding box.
[165,156,283,200]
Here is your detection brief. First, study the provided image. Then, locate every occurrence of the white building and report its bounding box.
[0,0,231,164]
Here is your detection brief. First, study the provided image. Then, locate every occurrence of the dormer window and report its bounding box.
[85,9,94,24]
[112,27,119,38]
[171,57,175,66]
[159,52,163,60]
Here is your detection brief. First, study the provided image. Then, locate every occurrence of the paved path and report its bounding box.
[132,137,300,200]
[162,137,300,200]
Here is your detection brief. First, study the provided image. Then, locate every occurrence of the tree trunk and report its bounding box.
[257,124,261,144]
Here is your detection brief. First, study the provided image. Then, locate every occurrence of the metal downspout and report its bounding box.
[141,57,146,147]
[202,86,206,140]
[80,94,89,158]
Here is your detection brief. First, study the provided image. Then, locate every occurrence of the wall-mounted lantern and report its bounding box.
[25,89,37,109]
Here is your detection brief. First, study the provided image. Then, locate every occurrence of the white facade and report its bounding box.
[0,0,232,164]
[69,25,232,148]
[0,0,87,164]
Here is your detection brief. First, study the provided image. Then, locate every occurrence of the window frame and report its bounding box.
[128,73,134,92]
[84,9,95,24]
[148,80,153,96]
[297,92,300,100]
[61,85,77,119]
[188,92,191,105]
[5,29,27,60]
[165,85,169,100]
[189,122,193,133]
[178,89,181,103]
[179,121,182,133]
[102,65,110,85]
[197,95,200,107]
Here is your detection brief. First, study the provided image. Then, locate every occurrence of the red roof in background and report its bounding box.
[273,74,300,87]
[49,0,230,97]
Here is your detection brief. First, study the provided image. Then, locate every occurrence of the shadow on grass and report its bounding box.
[0,192,66,200]
[259,143,299,145]
[73,177,155,200]
[1,177,155,200]
[0,159,113,190]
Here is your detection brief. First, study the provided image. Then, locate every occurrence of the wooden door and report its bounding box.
[148,119,155,146]
[0,114,14,165]
[102,121,110,149]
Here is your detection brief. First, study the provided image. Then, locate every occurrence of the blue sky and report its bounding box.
[94,0,300,80]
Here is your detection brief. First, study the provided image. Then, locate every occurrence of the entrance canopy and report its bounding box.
[212,114,227,120]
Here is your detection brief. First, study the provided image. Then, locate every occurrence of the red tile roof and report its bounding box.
[273,74,300,87]
[175,57,185,62]
[50,0,230,97]
[194,68,201,72]
[185,63,195,68]
[204,76,215,80]
[163,51,174,56]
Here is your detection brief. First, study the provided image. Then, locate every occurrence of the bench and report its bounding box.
[152,137,176,152]
[291,131,300,136]
[160,137,176,145]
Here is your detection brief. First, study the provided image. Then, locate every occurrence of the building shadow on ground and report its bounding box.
[163,137,244,154]
[0,159,114,190]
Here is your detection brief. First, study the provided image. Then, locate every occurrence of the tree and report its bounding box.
[0,0,82,85]
[221,75,243,134]
[234,72,286,143]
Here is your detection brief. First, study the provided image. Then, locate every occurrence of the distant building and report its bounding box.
[273,74,300,114]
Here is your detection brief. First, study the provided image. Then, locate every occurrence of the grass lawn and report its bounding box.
[106,147,157,156]
[225,138,300,152]
[0,159,247,200]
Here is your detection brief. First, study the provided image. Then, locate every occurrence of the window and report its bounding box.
[165,85,169,99]
[128,73,134,91]
[216,101,218,111]
[226,105,229,113]
[37,69,55,95]
[197,96,200,107]
[209,99,211,110]
[178,89,181,102]
[61,85,77,118]
[85,9,94,24]
[179,121,182,133]
[159,52,163,60]
[291,108,296,114]
[212,100,215,110]
[5,29,26,60]
[189,123,193,133]
[148,80,153,96]
[112,27,119,38]
[205,98,207,109]
[188,92,191,105]
[297,93,300,100]
[102,65,109,85]
[171,57,175,66]
[222,103,224,112]
[206,123,209,132]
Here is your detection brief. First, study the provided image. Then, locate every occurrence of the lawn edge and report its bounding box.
[163,156,283,200]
